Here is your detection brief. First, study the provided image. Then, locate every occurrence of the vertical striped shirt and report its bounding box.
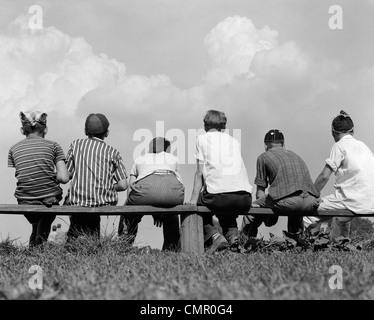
[66,137,128,207]
[8,137,66,200]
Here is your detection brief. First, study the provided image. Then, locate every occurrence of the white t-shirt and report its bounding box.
[195,131,252,194]
[325,135,374,214]
[131,152,183,183]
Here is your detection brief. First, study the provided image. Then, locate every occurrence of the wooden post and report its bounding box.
[180,213,204,254]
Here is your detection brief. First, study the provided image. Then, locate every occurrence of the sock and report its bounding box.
[212,233,221,241]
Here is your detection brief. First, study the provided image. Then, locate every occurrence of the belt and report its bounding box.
[153,170,175,175]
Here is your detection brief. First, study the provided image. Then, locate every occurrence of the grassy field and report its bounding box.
[1,234,374,301]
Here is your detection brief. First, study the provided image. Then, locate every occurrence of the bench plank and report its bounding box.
[1,204,373,217]
[197,206,374,217]
[0,204,196,216]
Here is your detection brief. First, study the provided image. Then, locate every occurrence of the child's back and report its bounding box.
[9,136,66,201]
[8,111,69,247]
[65,113,128,240]
[66,137,127,207]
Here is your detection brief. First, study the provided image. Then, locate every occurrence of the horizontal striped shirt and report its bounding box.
[8,137,65,200]
[66,137,128,207]
[255,147,319,200]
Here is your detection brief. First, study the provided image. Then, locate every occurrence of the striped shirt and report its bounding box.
[8,137,66,200]
[255,147,319,200]
[66,137,128,207]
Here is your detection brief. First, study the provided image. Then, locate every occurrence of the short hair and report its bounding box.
[149,137,171,153]
[203,110,227,131]
[332,110,354,133]
[22,123,46,136]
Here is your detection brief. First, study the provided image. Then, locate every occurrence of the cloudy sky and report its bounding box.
[1,0,374,248]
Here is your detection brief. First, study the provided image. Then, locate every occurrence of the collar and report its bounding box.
[89,137,106,143]
[339,134,354,142]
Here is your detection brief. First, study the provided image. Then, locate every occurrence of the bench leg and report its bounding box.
[180,213,204,254]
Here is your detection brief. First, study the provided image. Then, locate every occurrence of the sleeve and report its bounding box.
[325,144,343,172]
[66,142,75,173]
[54,142,66,164]
[8,149,15,168]
[113,152,128,182]
[254,155,268,188]
[174,156,180,172]
[194,136,204,162]
[129,162,137,177]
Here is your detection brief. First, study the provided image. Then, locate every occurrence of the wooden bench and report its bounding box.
[0,204,372,254]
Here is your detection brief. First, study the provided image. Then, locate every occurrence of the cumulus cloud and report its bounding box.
[1,15,128,119]
[204,16,279,85]
[0,14,342,129]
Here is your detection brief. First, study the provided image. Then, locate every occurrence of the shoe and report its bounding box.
[228,235,239,251]
[206,233,229,254]
[264,215,279,227]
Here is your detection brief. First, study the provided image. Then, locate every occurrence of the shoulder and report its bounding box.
[256,152,267,162]
[196,133,207,142]
[134,153,148,163]
[164,152,179,162]
[105,144,124,159]
[44,139,63,148]
[9,139,25,151]
[287,149,304,159]
[68,139,84,147]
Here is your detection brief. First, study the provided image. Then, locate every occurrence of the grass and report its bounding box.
[1,234,374,300]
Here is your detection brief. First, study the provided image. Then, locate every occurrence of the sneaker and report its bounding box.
[228,235,239,251]
[206,234,229,254]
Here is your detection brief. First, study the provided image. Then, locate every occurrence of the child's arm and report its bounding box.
[56,160,70,184]
[114,178,128,192]
[189,160,204,204]
[128,175,136,190]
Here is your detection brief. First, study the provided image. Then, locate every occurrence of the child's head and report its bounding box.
[203,110,227,132]
[85,113,110,140]
[331,110,354,142]
[331,110,354,133]
[20,111,48,137]
[264,129,285,150]
[149,137,171,153]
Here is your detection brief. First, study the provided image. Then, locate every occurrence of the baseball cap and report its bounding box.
[264,129,284,143]
[20,111,47,127]
[85,113,110,135]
